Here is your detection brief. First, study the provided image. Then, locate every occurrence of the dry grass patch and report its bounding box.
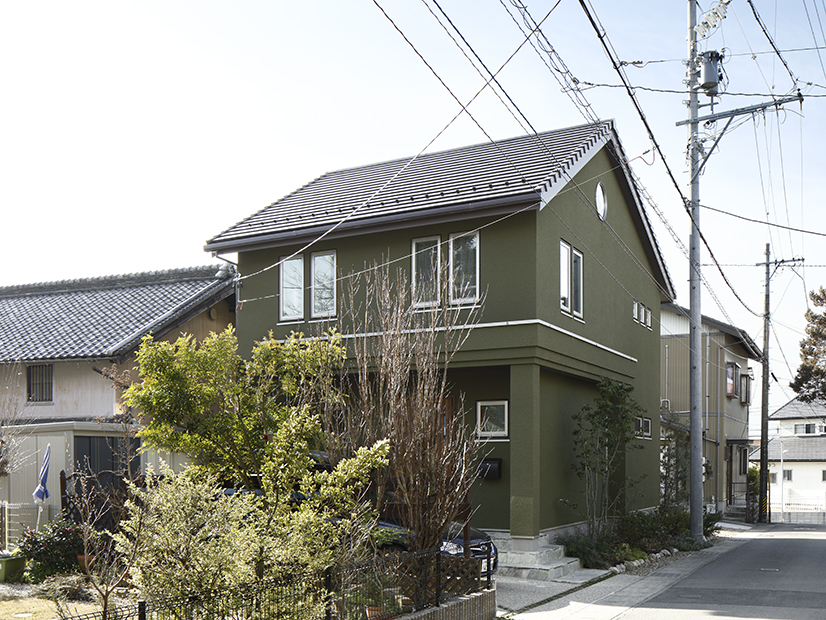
[0,596,99,620]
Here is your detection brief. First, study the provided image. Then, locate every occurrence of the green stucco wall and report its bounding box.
[232,142,667,538]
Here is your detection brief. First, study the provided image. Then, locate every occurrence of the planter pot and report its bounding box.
[77,554,95,572]
[0,556,25,582]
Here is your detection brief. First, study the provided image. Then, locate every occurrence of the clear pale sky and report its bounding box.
[3,1,825,421]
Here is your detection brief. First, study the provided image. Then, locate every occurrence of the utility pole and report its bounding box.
[687,0,703,542]
[760,243,770,522]
[680,0,802,541]
[756,245,804,522]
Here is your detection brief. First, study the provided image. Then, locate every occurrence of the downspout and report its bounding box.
[717,339,744,512]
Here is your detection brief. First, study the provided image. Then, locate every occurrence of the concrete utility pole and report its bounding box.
[756,246,804,522]
[760,243,771,522]
[687,0,704,542]
[681,0,802,541]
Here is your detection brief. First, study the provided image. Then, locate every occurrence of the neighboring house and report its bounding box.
[205,121,675,553]
[660,303,761,515]
[0,265,236,527]
[750,398,826,522]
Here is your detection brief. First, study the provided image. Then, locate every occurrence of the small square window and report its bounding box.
[769,472,777,484]
[476,401,508,438]
[783,469,793,482]
[27,364,53,402]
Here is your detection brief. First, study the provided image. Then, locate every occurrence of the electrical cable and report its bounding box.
[747,0,798,85]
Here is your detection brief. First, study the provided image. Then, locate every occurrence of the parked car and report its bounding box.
[374,519,498,576]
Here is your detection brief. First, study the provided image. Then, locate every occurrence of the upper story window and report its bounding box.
[740,373,751,405]
[795,423,818,435]
[560,240,583,318]
[27,364,53,402]
[595,182,607,220]
[279,255,304,321]
[725,363,741,398]
[449,232,479,304]
[412,237,440,308]
[311,251,336,318]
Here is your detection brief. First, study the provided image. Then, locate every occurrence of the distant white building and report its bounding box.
[751,398,826,523]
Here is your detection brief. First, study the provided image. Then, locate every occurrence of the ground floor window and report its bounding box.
[476,400,508,438]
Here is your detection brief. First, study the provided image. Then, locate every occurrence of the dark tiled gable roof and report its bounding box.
[205,122,617,251]
[0,265,236,362]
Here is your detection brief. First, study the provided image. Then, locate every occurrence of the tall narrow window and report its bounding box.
[726,363,740,397]
[27,364,53,402]
[560,241,571,312]
[449,232,479,304]
[412,237,440,307]
[560,240,583,317]
[311,251,336,318]
[279,256,304,321]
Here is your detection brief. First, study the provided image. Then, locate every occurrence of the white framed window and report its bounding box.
[632,300,639,322]
[725,363,740,398]
[476,400,508,438]
[449,232,479,304]
[412,236,440,308]
[27,364,53,402]
[560,240,583,317]
[783,469,793,482]
[279,255,304,321]
[642,417,652,437]
[645,307,652,329]
[795,423,817,435]
[311,250,336,318]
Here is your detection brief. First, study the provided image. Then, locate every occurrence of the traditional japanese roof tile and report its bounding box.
[0,265,236,363]
[769,398,826,422]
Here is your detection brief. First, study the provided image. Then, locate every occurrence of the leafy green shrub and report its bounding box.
[703,511,723,537]
[18,515,84,582]
[555,532,616,569]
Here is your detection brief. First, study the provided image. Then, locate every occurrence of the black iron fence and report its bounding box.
[59,545,493,620]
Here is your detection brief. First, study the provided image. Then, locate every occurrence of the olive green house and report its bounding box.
[205,120,674,553]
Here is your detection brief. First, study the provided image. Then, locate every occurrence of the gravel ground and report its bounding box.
[0,581,34,599]
[620,528,740,577]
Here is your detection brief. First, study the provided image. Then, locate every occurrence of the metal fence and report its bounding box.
[1,502,57,550]
[58,545,493,620]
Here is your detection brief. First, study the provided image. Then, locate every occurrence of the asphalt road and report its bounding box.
[501,523,826,620]
[630,523,826,620]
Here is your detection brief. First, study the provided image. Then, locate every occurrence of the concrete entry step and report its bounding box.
[498,553,582,582]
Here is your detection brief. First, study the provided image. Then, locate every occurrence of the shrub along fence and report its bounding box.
[58,545,494,620]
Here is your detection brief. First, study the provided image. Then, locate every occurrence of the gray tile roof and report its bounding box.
[207,121,638,247]
[0,265,236,362]
[770,398,826,422]
[750,435,826,462]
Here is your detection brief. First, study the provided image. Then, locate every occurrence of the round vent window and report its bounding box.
[595,182,607,220]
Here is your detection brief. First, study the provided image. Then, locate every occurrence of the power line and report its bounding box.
[746,0,798,85]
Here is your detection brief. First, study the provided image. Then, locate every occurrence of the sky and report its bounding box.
[3,1,826,425]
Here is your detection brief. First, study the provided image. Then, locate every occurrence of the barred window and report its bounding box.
[27,364,53,402]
